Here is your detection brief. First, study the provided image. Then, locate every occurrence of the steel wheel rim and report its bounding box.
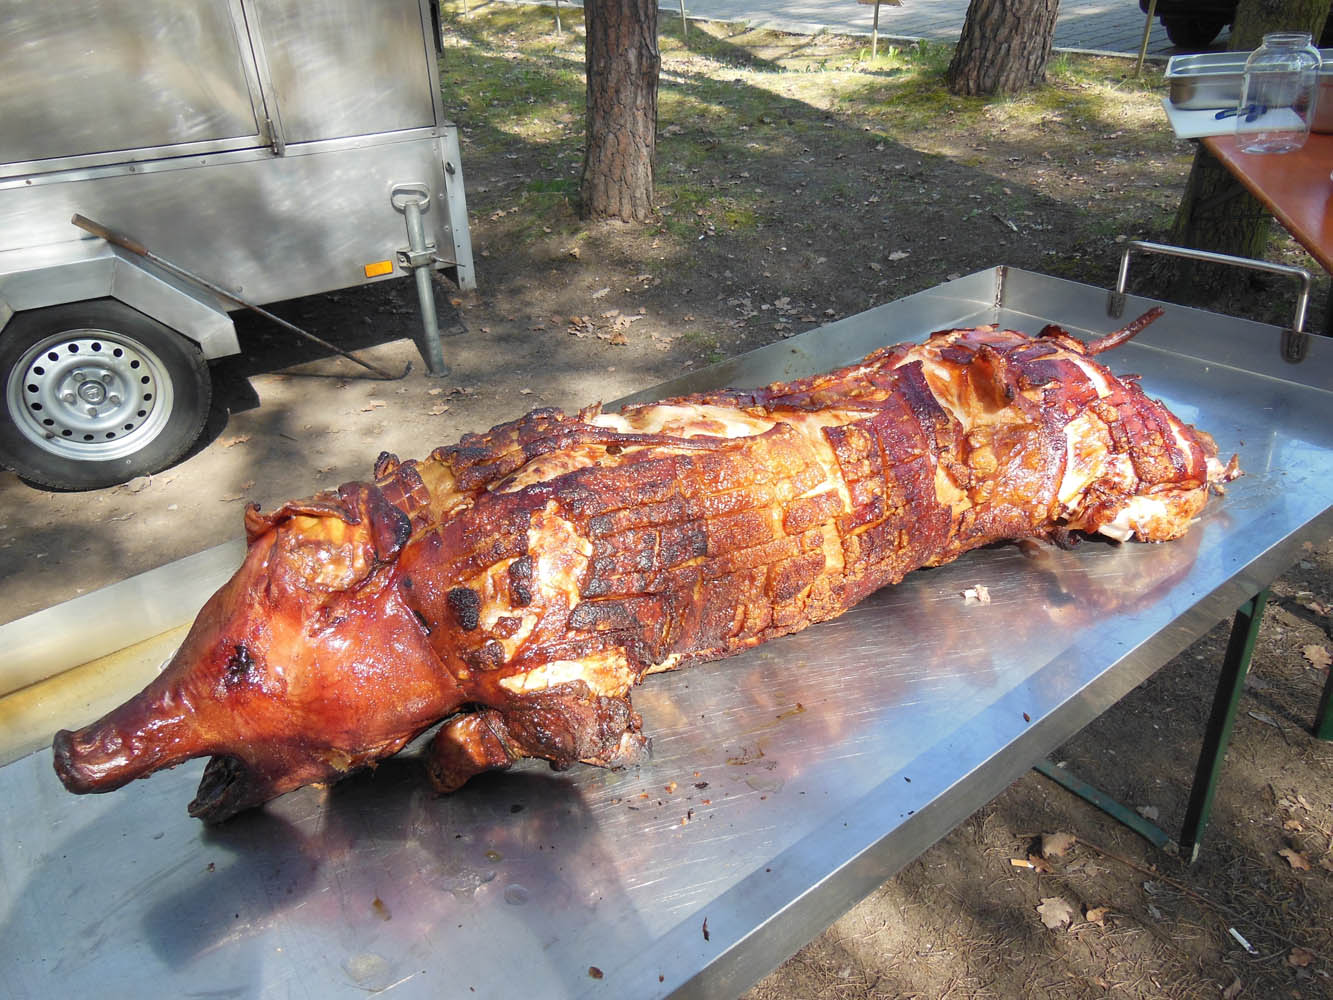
[6,328,175,462]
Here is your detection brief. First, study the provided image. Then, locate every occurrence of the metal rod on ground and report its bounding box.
[1135,0,1157,74]
[69,214,409,381]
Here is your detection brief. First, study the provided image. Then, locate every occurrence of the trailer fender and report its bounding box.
[0,242,238,359]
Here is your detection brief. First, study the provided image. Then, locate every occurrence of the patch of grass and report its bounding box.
[680,329,720,353]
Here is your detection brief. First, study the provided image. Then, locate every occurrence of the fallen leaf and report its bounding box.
[1288,946,1315,967]
[1084,905,1108,927]
[1247,710,1278,728]
[887,250,910,261]
[587,966,604,979]
[1136,805,1160,821]
[1027,853,1052,873]
[428,403,450,416]
[1037,897,1075,930]
[361,400,387,412]
[1303,644,1332,669]
[591,287,611,299]
[220,434,250,448]
[1303,599,1330,616]
[1042,832,1077,858]
[1279,847,1311,871]
[1221,978,1243,1000]
[962,584,990,606]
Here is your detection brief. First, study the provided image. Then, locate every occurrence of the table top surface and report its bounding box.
[2,269,1331,1000]
[1203,133,1333,274]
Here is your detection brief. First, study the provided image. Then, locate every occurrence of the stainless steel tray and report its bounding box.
[1165,48,1333,110]
[2,268,1331,999]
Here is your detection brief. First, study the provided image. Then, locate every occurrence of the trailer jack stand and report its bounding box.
[393,185,449,377]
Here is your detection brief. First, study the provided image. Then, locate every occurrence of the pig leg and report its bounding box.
[425,685,649,792]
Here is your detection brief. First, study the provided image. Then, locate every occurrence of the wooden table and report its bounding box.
[1202,133,1333,274]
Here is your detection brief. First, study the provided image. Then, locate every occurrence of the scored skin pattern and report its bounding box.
[52,321,1230,822]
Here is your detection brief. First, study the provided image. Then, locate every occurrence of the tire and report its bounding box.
[1161,16,1227,49]
[0,300,211,490]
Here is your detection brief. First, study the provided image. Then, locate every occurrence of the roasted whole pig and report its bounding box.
[53,313,1237,821]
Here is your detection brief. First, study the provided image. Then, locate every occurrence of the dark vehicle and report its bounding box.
[1141,0,1332,49]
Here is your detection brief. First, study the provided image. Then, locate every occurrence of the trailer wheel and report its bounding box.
[0,300,211,490]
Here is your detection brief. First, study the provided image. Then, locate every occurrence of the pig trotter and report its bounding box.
[427,687,650,792]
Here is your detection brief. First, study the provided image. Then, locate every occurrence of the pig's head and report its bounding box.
[53,482,463,822]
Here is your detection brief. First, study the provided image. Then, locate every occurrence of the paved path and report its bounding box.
[666,0,1215,58]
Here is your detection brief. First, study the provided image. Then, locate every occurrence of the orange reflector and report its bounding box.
[363,259,394,278]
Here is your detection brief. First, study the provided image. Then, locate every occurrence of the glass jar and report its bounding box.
[1237,32,1323,154]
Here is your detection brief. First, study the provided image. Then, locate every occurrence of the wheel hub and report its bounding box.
[6,330,174,463]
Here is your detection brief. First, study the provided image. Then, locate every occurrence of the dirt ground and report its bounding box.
[2,10,1330,998]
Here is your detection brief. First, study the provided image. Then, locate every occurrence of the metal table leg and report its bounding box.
[1178,588,1268,863]
[1035,588,1271,864]
[1315,651,1333,741]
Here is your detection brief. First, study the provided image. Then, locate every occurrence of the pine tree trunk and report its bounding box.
[1168,0,1328,269]
[580,0,660,222]
[946,0,1060,96]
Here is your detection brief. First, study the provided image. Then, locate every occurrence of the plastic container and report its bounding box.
[1237,32,1323,153]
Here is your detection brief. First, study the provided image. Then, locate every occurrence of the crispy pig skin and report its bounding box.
[52,320,1235,821]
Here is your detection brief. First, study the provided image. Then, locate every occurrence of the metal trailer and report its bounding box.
[0,0,474,491]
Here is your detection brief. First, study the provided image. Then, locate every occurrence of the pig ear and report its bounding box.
[337,482,412,562]
[243,483,410,562]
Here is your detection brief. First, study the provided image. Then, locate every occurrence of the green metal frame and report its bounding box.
[1178,589,1269,863]
[1315,651,1333,741]
[1036,588,1281,863]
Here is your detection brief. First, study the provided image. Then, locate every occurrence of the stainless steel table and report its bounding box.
[2,268,1330,999]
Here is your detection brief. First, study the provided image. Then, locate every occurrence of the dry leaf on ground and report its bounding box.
[1041,832,1076,858]
[1221,978,1243,1000]
[1136,805,1160,821]
[1036,896,1075,930]
[1084,905,1108,927]
[1278,847,1311,871]
[1302,644,1332,669]
[1288,946,1315,967]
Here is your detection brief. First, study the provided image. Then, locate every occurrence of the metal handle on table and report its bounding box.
[1109,240,1312,363]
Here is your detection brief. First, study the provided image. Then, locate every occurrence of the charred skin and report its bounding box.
[53,319,1236,821]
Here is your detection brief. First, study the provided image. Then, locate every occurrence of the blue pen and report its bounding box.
[1215,104,1267,122]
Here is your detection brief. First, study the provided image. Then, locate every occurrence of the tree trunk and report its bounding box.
[946,0,1060,97]
[1167,0,1328,270]
[580,0,660,222]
